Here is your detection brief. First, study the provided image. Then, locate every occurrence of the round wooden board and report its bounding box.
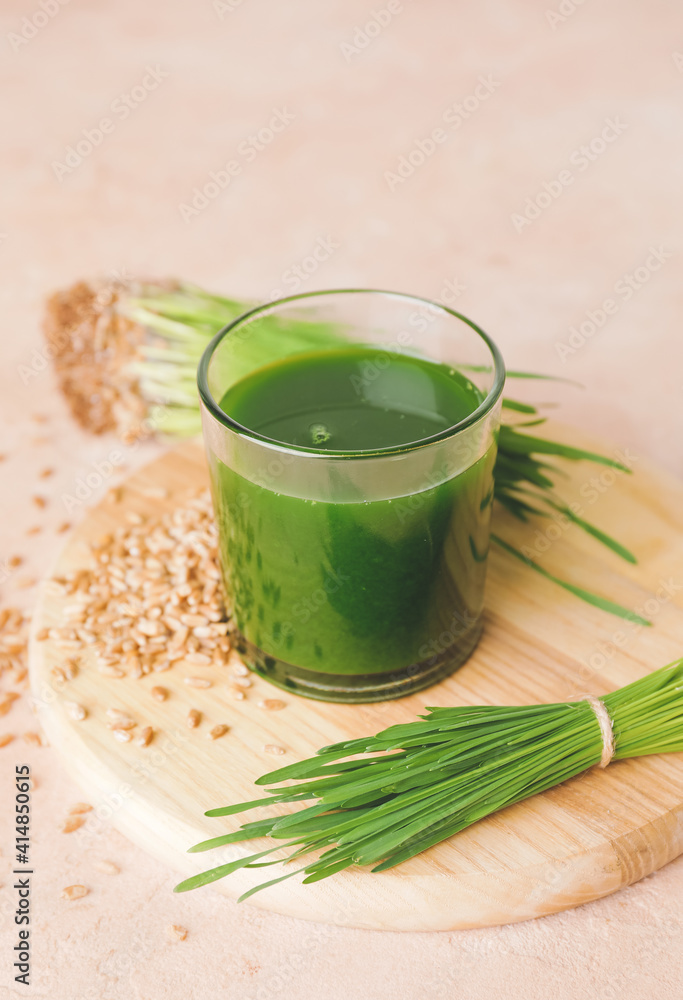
[29,429,683,931]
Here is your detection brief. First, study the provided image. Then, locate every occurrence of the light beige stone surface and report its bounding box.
[1,0,682,997]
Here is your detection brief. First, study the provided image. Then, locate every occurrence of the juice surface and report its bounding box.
[211,347,495,679]
[220,346,480,452]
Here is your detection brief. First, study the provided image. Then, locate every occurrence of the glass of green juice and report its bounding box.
[198,289,505,703]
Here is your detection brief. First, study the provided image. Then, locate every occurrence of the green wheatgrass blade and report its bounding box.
[302,857,357,884]
[540,498,637,563]
[498,426,630,471]
[174,841,301,892]
[491,534,650,626]
[237,866,312,903]
[502,399,538,414]
[512,418,549,429]
[188,819,281,852]
[175,661,683,898]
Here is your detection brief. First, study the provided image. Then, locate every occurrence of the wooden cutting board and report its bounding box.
[29,428,683,931]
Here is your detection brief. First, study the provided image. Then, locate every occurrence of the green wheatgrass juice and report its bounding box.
[210,346,496,694]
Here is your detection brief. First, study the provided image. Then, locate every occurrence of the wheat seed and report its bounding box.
[183,676,212,689]
[169,924,188,941]
[94,860,119,875]
[151,686,168,702]
[65,701,87,721]
[61,885,89,900]
[187,709,201,729]
[0,693,20,716]
[263,744,286,756]
[258,699,286,711]
[112,728,132,743]
[106,708,136,725]
[184,652,212,666]
[107,718,135,730]
[62,815,86,833]
[208,724,229,740]
[0,733,14,748]
[63,659,78,680]
[98,664,125,678]
[137,725,154,747]
[69,803,93,814]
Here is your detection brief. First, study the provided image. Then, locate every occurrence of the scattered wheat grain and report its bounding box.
[65,702,87,721]
[62,815,85,833]
[94,860,119,875]
[137,725,154,747]
[258,699,286,711]
[61,884,89,900]
[208,724,229,740]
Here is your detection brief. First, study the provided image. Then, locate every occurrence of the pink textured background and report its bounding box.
[1,1,682,997]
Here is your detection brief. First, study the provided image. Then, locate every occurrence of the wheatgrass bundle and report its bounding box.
[44,278,644,624]
[174,659,683,899]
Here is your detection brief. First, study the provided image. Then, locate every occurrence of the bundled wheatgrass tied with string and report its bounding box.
[44,276,645,625]
[174,659,683,899]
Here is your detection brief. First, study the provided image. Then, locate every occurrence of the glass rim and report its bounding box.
[197,287,506,459]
